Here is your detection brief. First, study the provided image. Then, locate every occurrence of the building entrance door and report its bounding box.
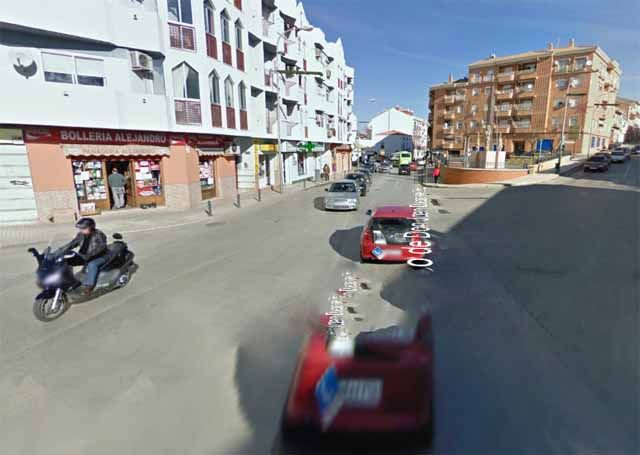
[106,160,132,209]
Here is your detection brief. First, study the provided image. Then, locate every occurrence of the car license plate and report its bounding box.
[339,379,383,408]
[371,247,384,258]
[384,249,402,256]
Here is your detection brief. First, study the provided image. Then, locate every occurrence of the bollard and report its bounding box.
[206,200,213,216]
[257,187,262,202]
[303,178,306,189]
[236,193,241,208]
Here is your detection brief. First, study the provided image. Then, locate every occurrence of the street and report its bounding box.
[0,159,638,454]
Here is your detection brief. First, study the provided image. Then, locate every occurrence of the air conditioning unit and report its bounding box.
[130,51,153,71]
[326,69,332,79]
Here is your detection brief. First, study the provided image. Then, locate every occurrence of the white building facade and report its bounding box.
[364,107,427,158]
[0,0,355,223]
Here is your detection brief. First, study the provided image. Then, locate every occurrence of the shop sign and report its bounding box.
[253,140,277,153]
[24,127,226,148]
[297,141,323,153]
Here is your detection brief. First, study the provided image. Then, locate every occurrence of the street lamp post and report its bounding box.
[271,24,315,192]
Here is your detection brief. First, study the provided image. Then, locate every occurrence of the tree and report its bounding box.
[624,126,640,144]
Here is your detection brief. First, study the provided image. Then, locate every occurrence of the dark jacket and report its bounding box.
[64,229,108,261]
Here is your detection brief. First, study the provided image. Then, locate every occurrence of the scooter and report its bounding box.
[28,233,137,322]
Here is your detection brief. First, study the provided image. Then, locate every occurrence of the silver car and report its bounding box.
[324,180,360,211]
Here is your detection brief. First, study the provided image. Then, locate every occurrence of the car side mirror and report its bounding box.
[324,188,328,192]
[113,233,123,240]
[366,209,372,216]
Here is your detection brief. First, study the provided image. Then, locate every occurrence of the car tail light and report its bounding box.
[373,230,387,245]
[362,227,373,244]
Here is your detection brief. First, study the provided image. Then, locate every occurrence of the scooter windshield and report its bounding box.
[43,234,71,260]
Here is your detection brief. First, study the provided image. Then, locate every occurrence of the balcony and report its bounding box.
[517,68,537,79]
[442,142,456,149]
[454,94,466,102]
[482,75,494,82]
[205,33,217,59]
[496,108,512,117]
[443,112,456,120]
[280,120,296,137]
[226,106,236,129]
[512,121,531,132]
[236,50,245,71]
[497,72,515,82]
[444,95,455,104]
[264,70,272,87]
[495,125,511,134]
[175,99,201,125]
[514,104,533,115]
[211,103,222,127]
[496,90,514,100]
[169,23,196,51]
[327,127,337,139]
[515,90,535,99]
[239,110,248,130]
[222,42,232,65]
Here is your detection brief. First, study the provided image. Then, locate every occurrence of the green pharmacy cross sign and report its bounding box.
[298,141,317,153]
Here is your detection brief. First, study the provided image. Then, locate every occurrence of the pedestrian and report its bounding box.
[323,164,330,181]
[108,167,126,209]
[433,164,441,185]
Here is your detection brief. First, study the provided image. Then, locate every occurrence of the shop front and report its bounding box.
[252,140,277,189]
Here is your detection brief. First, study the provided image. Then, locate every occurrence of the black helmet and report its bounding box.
[75,217,96,230]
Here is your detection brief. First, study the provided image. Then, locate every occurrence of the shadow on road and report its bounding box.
[328,226,363,262]
[313,197,325,211]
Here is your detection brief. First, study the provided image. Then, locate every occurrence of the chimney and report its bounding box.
[548,42,554,50]
[568,38,575,48]
[447,73,453,83]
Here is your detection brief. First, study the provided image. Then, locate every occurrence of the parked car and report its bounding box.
[360,206,419,262]
[281,315,434,439]
[398,164,411,175]
[417,158,426,166]
[344,173,368,196]
[355,169,372,185]
[584,154,610,172]
[409,161,418,171]
[597,150,612,163]
[324,180,359,211]
[610,148,630,163]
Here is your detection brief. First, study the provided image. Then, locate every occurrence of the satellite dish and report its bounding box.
[10,49,37,79]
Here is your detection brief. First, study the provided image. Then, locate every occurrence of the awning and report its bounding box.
[63,144,169,157]
[336,145,352,153]
[198,147,226,157]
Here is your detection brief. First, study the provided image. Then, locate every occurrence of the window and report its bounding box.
[235,20,243,50]
[484,87,491,96]
[591,136,596,147]
[551,117,560,128]
[456,121,463,129]
[238,81,246,110]
[204,1,214,34]
[75,57,106,86]
[553,99,564,108]
[556,58,570,72]
[172,63,199,99]
[472,88,479,96]
[209,71,220,104]
[221,10,230,43]
[167,0,193,23]
[556,79,568,89]
[224,77,234,107]
[570,76,582,87]
[470,73,479,82]
[575,57,587,70]
[470,104,478,113]
[443,122,450,129]
[483,104,489,111]
[568,117,578,128]
[42,53,74,84]
[567,97,578,108]
[42,52,106,86]
[455,105,463,114]
[469,120,477,128]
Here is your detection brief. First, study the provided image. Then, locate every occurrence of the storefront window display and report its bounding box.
[73,160,108,213]
[133,159,163,207]
[199,158,216,200]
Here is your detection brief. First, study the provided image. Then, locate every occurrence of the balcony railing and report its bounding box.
[239,110,248,130]
[495,125,511,134]
[516,87,535,97]
[211,103,222,127]
[517,68,537,79]
[514,104,533,113]
[482,75,494,82]
[226,106,236,129]
[443,112,456,119]
[496,108,512,116]
[175,99,201,124]
[554,66,571,73]
[496,90,514,100]
[513,121,531,130]
[222,42,232,65]
[497,72,515,81]
[444,95,455,104]
[454,94,466,102]
[169,23,196,51]
[205,33,217,59]
[236,50,245,71]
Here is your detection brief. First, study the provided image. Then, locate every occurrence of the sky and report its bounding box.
[301,0,640,124]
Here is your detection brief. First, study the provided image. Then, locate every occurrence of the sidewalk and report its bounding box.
[0,177,333,249]
[422,156,585,189]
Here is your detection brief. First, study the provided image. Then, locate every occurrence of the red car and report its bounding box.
[409,161,418,172]
[282,316,434,437]
[360,206,420,262]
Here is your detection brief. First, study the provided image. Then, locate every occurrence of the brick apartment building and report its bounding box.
[428,40,622,157]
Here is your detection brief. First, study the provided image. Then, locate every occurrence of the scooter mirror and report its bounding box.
[113,233,123,240]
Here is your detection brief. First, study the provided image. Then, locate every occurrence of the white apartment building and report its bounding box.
[364,106,427,158]
[0,0,355,224]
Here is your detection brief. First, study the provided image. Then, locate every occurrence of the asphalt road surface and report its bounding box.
[0,159,637,455]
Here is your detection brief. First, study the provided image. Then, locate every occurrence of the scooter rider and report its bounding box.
[63,217,108,295]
